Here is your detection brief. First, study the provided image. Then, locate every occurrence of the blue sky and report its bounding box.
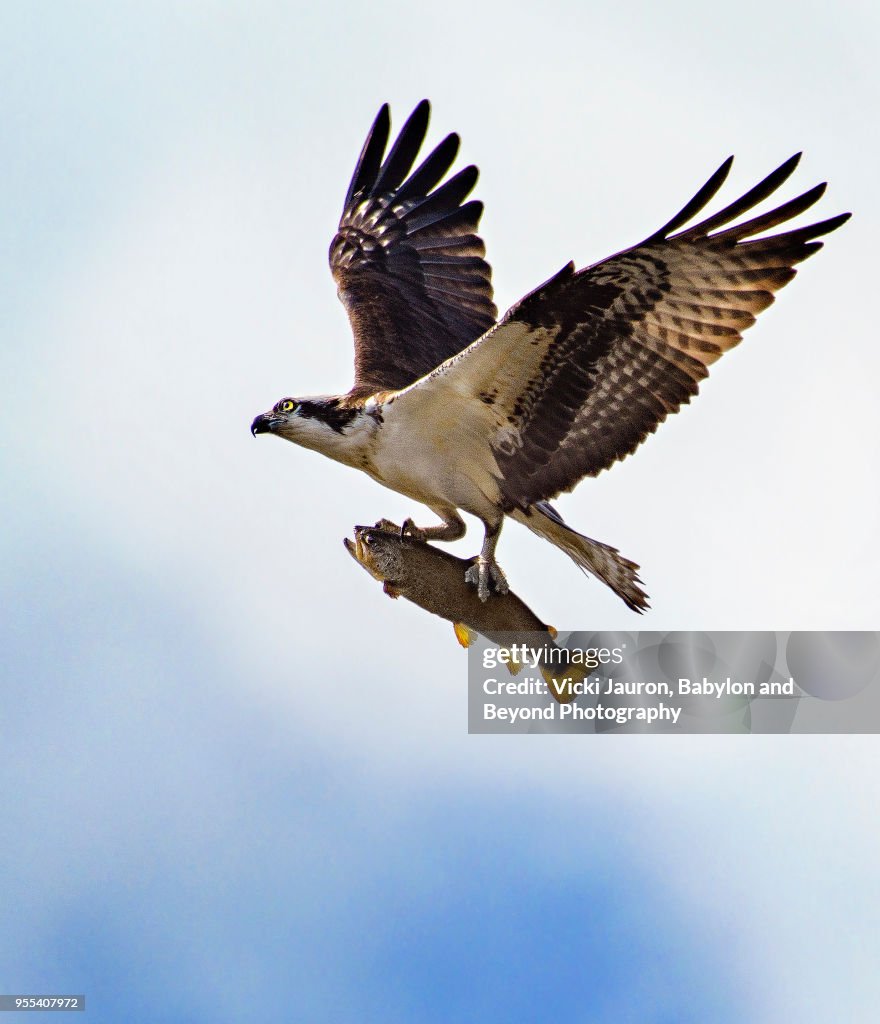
[2,2,879,1021]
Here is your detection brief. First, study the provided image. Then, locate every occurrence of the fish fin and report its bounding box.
[453,622,477,648]
[547,625,558,639]
[541,661,588,705]
[383,582,401,599]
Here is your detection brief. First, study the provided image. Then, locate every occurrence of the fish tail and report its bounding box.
[512,503,650,613]
[540,660,588,705]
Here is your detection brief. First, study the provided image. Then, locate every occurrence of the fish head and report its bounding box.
[345,526,406,584]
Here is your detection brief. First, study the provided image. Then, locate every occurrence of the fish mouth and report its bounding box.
[345,530,380,578]
[346,526,395,582]
[343,535,363,562]
[250,413,283,436]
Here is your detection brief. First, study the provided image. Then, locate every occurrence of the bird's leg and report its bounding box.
[464,519,508,601]
[401,509,466,543]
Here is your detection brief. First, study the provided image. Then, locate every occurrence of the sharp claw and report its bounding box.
[401,518,426,542]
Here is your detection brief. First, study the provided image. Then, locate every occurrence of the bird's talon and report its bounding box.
[490,562,509,595]
[465,557,508,601]
[401,518,426,542]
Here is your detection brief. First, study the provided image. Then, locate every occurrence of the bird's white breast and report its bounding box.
[366,392,504,519]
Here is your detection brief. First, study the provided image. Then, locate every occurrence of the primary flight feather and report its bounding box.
[251,100,849,610]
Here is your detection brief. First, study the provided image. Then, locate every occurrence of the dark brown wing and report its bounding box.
[329,101,497,397]
[489,154,850,509]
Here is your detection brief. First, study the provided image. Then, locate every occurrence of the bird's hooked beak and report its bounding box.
[250,413,282,436]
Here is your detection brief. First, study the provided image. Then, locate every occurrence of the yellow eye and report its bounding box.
[279,400,296,413]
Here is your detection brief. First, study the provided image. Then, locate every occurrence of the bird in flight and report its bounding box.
[251,100,848,610]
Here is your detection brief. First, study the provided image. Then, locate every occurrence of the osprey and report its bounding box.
[251,100,848,609]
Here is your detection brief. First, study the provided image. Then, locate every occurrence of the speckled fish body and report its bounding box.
[345,525,583,702]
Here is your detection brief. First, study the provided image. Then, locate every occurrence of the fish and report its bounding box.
[344,523,588,703]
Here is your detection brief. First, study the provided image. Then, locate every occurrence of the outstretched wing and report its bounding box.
[330,101,497,398]
[392,153,849,510]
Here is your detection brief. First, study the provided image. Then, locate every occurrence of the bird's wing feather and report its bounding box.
[330,101,497,398]
[390,154,849,510]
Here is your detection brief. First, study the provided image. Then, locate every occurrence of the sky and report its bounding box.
[2,1,879,1021]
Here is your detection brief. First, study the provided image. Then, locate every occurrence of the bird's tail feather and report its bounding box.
[511,502,650,613]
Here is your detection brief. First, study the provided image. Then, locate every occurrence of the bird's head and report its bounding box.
[251,397,305,441]
[250,395,362,455]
